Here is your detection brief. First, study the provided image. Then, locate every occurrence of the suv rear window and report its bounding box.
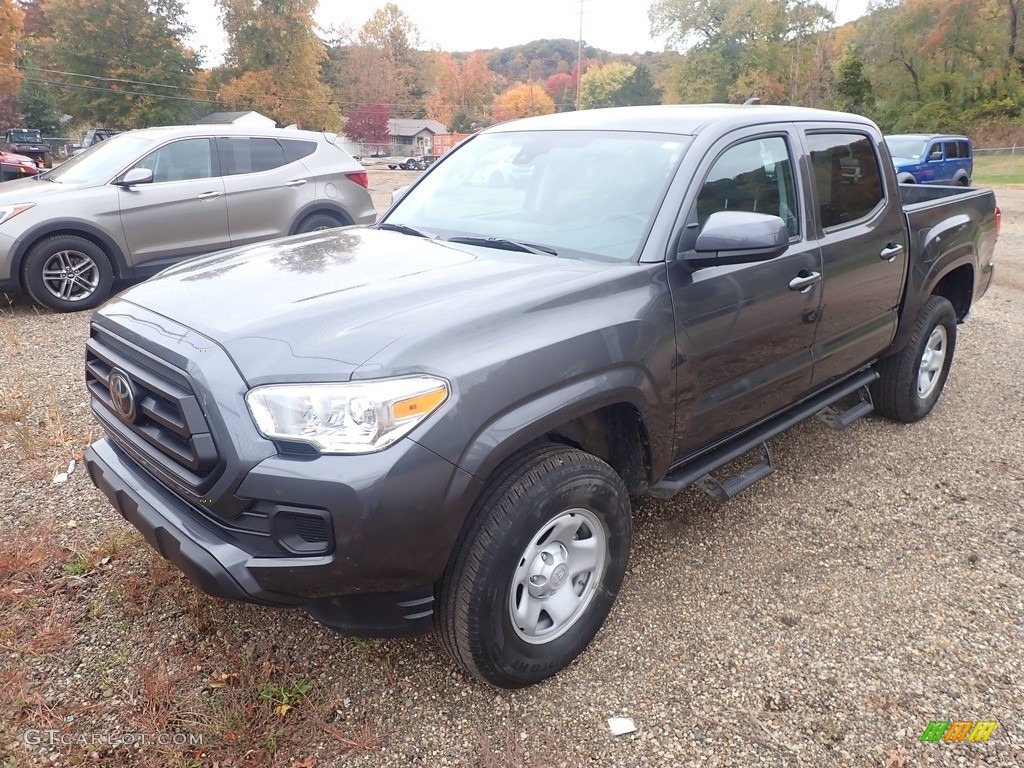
[281,140,317,163]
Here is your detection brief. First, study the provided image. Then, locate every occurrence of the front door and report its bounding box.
[669,129,822,459]
[117,138,229,267]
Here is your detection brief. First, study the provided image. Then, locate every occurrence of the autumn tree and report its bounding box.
[0,0,24,100]
[492,82,555,123]
[426,52,495,131]
[46,0,198,127]
[344,103,392,150]
[649,0,833,103]
[330,4,426,118]
[545,72,575,110]
[833,46,873,115]
[217,0,340,130]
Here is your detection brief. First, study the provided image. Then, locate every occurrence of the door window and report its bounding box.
[807,133,884,229]
[695,136,799,237]
[217,137,288,175]
[927,143,944,161]
[133,139,214,183]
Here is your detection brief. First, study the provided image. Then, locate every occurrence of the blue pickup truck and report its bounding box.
[884,134,973,186]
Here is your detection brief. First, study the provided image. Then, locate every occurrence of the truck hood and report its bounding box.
[890,156,919,169]
[116,227,607,385]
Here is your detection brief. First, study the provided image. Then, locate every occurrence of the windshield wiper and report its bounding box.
[376,222,437,239]
[447,236,557,256]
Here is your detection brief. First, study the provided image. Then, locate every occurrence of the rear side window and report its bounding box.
[807,133,884,229]
[695,136,800,237]
[281,139,317,163]
[953,141,970,159]
[218,137,288,175]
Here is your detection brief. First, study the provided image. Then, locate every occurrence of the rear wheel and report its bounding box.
[296,213,343,233]
[22,235,113,312]
[435,444,631,688]
[872,295,957,422]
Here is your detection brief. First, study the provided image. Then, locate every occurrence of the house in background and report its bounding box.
[388,119,448,156]
[194,111,276,128]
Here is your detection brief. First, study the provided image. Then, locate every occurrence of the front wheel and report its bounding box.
[435,444,632,688]
[22,235,113,312]
[871,295,957,422]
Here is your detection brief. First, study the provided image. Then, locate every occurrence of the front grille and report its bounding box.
[86,325,219,491]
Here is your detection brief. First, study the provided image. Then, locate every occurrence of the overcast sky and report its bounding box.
[185,0,872,65]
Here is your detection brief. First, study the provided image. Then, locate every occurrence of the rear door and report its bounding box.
[668,127,823,457]
[217,137,315,247]
[117,138,230,266]
[802,129,907,386]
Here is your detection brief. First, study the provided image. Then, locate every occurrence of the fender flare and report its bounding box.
[451,366,665,487]
[288,201,355,235]
[9,220,131,282]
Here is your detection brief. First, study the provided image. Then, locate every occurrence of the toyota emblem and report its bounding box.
[108,368,137,423]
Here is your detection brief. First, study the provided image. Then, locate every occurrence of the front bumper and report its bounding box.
[86,436,476,636]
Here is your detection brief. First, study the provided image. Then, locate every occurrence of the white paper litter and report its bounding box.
[608,717,637,736]
[52,472,68,484]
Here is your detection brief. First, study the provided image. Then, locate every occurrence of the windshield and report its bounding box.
[43,134,154,184]
[884,137,927,160]
[9,130,41,143]
[384,130,689,262]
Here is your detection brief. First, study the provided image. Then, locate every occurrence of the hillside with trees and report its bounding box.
[1,0,1023,147]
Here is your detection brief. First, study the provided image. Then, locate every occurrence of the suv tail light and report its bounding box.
[345,171,369,189]
[995,206,1002,241]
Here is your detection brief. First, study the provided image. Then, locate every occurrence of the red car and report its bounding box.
[0,150,40,181]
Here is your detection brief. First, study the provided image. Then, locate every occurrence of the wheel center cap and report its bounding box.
[550,564,568,590]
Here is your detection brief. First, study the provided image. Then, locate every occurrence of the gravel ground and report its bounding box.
[0,177,1021,768]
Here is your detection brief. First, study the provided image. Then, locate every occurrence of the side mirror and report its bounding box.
[118,167,154,187]
[687,211,789,268]
[391,185,410,205]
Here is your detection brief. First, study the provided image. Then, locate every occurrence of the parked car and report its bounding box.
[0,150,40,181]
[3,128,51,168]
[884,133,973,185]
[387,156,426,170]
[72,128,120,156]
[84,105,997,688]
[0,124,375,311]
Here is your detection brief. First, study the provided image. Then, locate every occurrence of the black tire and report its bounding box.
[435,444,632,688]
[958,175,970,187]
[295,213,343,233]
[871,295,957,423]
[22,234,113,312]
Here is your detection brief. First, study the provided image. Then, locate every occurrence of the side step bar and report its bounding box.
[649,369,879,500]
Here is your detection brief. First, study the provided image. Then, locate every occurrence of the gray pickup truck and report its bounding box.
[84,105,998,688]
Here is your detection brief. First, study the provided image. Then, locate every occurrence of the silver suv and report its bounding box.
[0,125,376,311]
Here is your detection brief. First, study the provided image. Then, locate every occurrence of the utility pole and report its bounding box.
[576,0,584,111]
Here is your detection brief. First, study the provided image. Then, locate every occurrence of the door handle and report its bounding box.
[880,243,904,262]
[196,191,221,201]
[285,179,307,188]
[789,271,821,293]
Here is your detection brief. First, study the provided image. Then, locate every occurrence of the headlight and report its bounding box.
[0,203,35,226]
[245,376,449,454]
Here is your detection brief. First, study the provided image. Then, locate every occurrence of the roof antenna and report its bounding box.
[743,97,761,106]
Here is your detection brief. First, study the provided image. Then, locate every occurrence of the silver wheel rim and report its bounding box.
[917,325,947,399]
[41,249,99,302]
[508,507,608,645]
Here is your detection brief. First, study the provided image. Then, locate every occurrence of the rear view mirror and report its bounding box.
[687,211,789,267]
